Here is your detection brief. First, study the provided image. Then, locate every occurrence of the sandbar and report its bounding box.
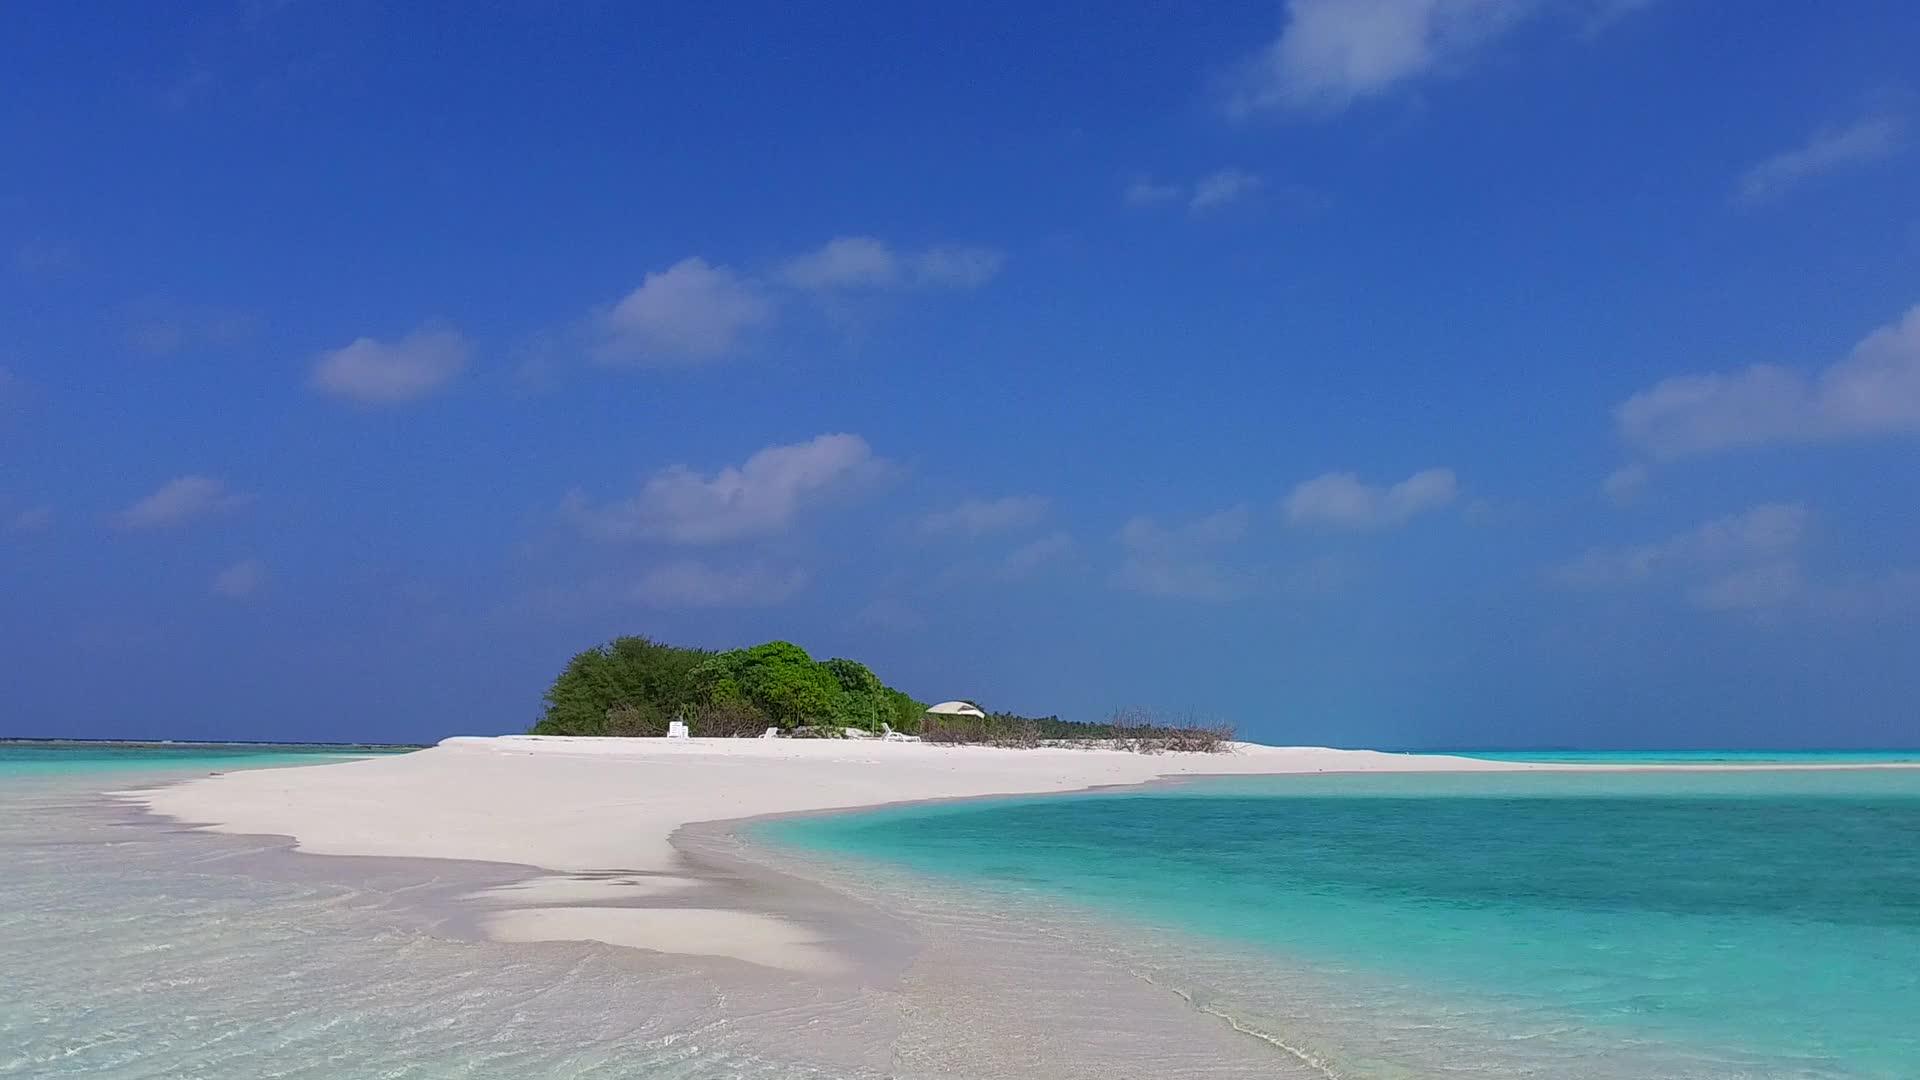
[121,736,1556,972]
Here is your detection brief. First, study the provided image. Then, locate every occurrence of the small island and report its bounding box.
[529,634,1233,751]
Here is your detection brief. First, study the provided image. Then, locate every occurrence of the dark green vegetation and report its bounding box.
[530,636,926,737]
[920,706,1235,753]
[530,637,1234,751]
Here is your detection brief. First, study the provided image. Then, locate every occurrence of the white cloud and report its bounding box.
[932,528,1080,588]
[1000,530,1076,577]
[778,237,1005,293]
[310,326,470,405]
[1556,503,1807,588]
[567,433,886,544]
[1113,506,1252,600]
[1685,560,1804,614]
[633,560,807,608]
[912,245,1005,289]
[1284,468,1458,528]
[211,558,268,599]
[1616,304,1920,459]
[1125,170,1267,214]
[7,505,53,534]
[1228,0,1651,115]
[593,257,772,364]
[1602,463,1648,505]
[1556,502,1919,617]
[920,495,1050,537]
[116,475,249,530]
[590,242,999,365]
[1188,169,1263,212]
[778,236,900,290]
[1735,115,1902,206]
[1124,177,1186,207]
[1230,0,1539,114]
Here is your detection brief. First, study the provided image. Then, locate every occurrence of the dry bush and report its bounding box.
[604,702,669,737]
[920,715,1042,748]
[920,708,1233,753]
[1105,707,1235,754]
[918,715,985,744]
[687,700,773,737]
[993,720,1042,749]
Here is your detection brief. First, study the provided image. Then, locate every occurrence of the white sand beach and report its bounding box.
[125,736,1538,972]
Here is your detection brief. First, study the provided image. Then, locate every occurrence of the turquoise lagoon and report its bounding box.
[762,767,1920,1079]
[9,744,1920,1078]
[0,739,400,780]
[1427,748,1920,765]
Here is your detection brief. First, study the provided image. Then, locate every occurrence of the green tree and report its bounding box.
[605,700,668,737]
[686,651,747,706]
[533,634,930,737]
[822,657,887,732]
[530,635,709,735]
[733,641,844,727]
[686,698,772,737]
[685,641,845,728]
[883,687,926,733]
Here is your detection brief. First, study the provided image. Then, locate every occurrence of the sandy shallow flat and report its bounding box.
[124,736,1545,971]
[483,905,854,973]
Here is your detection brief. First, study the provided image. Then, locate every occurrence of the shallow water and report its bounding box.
[1427,748,1920,765]
[762,769,1920,1079]
[0,746,890,1079]
[13,744,1919,1078]
[1,744,1301,1079]
[0,740,393,779]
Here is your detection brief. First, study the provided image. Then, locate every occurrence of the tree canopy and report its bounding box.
[530,635,927,737]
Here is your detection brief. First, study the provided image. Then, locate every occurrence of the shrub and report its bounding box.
[884,688,925,734]
[604,700,670,737]
[1105,707,1235,754]
[529,634,927,738]
[821,657,889,733]
[687,699,773,738]
[920,714,1041,748]
[919,707,1234,753]
[689,641,848,728]
[535,636,710,735]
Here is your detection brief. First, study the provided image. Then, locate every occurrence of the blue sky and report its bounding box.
[4,1,1918,747]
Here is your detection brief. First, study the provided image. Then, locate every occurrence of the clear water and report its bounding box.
[762,769,1920,1079]
[0,740,398,779]
[1427,748,1920,765]
[5,743,1301,1079]
[0,744,908,1079]
[13,745,1920,1078]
